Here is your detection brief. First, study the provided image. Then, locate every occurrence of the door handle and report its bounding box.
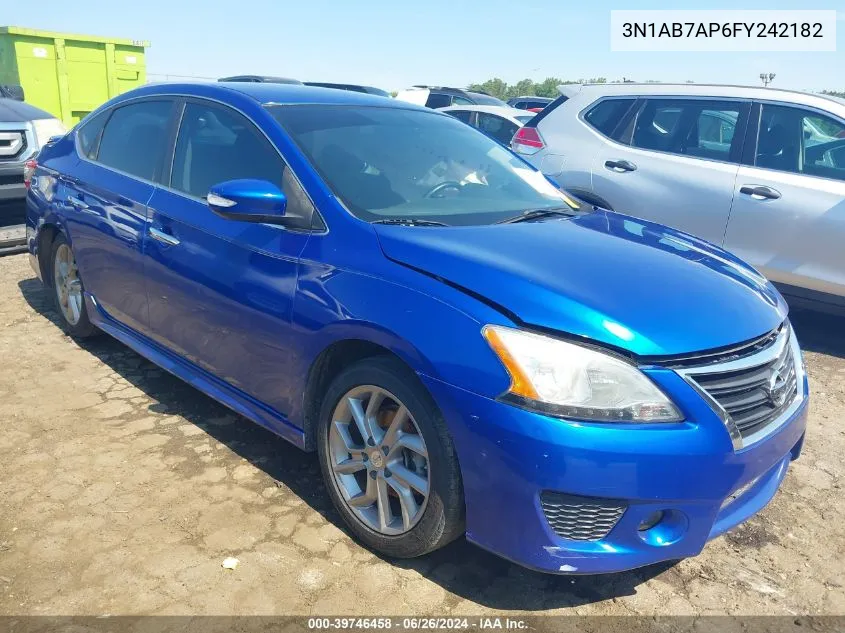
[67,196,89,210]
[148,226,180,246]
[739,185,781,200]
[604,159,637,173]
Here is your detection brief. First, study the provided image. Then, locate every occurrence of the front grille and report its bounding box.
[540,492,626,541]
[0,131,26,160]
[685,325,800,442]
[0,173,23,187]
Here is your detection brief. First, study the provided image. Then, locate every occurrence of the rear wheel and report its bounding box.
[317,356,464,558]
[50,234,97,338]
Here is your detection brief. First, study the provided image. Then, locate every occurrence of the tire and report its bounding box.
[49,233,98,338]
[317,356,465,558]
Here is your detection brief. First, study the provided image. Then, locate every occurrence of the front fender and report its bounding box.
[287,260,516,429]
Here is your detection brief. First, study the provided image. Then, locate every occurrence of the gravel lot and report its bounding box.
[0,252,843,616]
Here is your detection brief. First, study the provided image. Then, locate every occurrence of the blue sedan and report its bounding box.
[25,82,808,574]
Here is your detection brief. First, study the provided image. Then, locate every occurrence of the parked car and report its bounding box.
[219,75,303,85]
[440,105,534,146]
[304,82,390,98]
[395,86,507,109]
[507,96,553,111]
[513,83,845,315]
[27,82,807,575]
[1,98,65,254]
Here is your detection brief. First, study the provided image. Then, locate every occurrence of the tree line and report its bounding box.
[466,77,648,100]
[465,78,845,101]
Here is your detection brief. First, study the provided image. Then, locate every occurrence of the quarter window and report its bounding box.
[77,110,110,160]
[96,100,173,180]
[630,99,743,161]
[583,99,636,138]
[170,102,318,227]
[756,104,845,182]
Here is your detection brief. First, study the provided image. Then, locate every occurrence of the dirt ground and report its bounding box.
[0,251,843,616]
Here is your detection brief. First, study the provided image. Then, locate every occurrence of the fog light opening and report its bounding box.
[636,509,688,546]
[638,510,665,532]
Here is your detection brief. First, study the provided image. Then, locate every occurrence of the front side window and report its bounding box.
[96,100,173,180]
[756,104,845,182]
[631,99,743,161]
[171,102,317,226]
[476,113,519,146]
[270,105,573,226]
[583,98,636,138]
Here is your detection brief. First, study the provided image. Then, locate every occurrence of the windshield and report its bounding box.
[268,105,573,225]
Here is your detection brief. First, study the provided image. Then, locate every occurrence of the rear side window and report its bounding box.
[476,113,519,146]
[583,98,636,138]
[756,104,845,182]
[77,110,109,160]
[425,93,452,109]
[96,100,173,180]
[447,110,472,124]
[630,99,744,162]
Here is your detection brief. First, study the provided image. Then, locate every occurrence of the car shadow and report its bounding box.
[788,308,845,359]
[20,276,675,609]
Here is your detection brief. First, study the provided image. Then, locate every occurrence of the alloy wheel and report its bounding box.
[53,243,83,326]
[327,385,430,535]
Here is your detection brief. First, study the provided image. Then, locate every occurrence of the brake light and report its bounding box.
[511,127,545,155]
[23,158,37,189]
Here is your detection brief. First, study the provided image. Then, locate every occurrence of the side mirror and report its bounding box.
[207,179,288,224]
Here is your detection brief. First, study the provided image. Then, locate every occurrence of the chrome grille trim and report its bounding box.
[676,322,805,451]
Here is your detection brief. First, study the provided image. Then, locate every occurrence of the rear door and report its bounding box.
[65,99,176,334]
[724,102,845,305]
[589,97,749,245]
[144,99,318,417]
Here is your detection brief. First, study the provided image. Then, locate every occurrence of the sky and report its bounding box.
[4,0,844,93]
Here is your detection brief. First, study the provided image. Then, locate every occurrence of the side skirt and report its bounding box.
[85,293,307,450]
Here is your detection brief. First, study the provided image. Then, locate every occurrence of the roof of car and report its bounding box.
[126,82,422,110]
[558,82,845,110]
[509,96,553,102]
[439,104,532,121]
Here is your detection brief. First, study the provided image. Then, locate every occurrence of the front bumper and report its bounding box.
[421,370,808,575]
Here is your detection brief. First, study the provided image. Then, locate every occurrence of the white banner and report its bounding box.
[610,10,837,52]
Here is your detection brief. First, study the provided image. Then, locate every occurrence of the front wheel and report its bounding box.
[50,234,97,338]
[317,356,465,558]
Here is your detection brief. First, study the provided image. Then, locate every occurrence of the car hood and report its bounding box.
[0,98,53,123]
[374,211,787,357]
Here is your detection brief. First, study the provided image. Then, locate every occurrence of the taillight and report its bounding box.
[23,158,37,189]
[511,127,545,155]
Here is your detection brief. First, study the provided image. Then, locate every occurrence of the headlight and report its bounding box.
[483,325,682,423]
[31,118,67,149]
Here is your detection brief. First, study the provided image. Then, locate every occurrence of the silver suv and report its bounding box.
[513,83,845,315]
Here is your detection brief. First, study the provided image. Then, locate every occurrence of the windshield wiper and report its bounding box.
[372,218,450,227]
[495,206,577,224]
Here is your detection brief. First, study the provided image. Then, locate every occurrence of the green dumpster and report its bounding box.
[0,26,149,126]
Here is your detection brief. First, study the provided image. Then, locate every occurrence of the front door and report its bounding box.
[144,100,319,418]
